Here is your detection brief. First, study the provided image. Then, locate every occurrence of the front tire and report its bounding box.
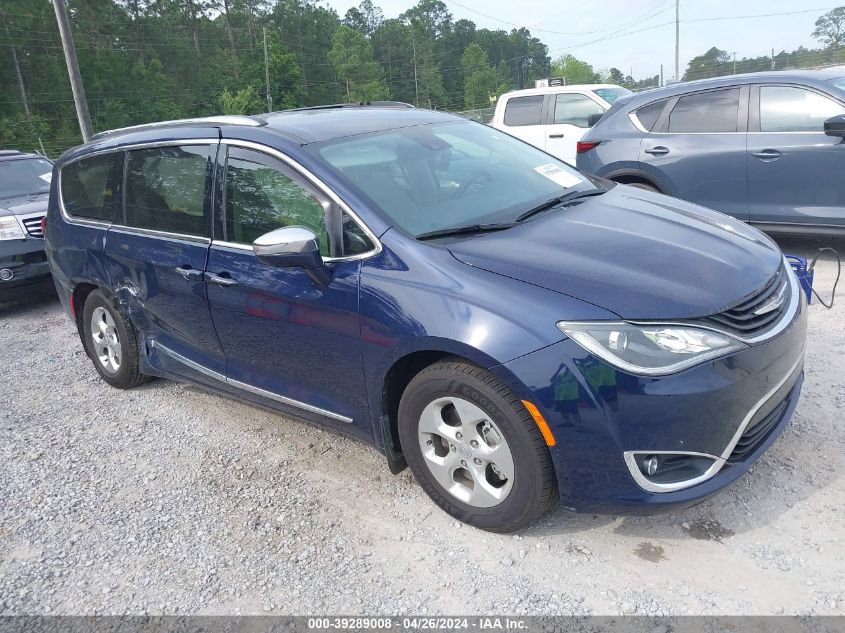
[81,290,150,389]
[398,360,557,532]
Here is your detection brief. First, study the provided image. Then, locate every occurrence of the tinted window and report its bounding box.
[0,157,53,199]
[125,145,211,236]
[593,87,633,104]
[668,88,740,133]
[60,153,122,221]
[759,86,845,132]
[634,99,668,131]
[224,148,331,256]
[553,93,605,127]
[503,95,544,126]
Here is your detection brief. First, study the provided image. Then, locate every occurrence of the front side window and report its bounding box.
[125,145,212,237]
[759,86,845,132]
[503,95,544,127]
[310,120,595,237]
[60,153,122,221]
[553,93,605,127]
[224,148,331,255]
[0,157,53,199]
[668,88,741,133]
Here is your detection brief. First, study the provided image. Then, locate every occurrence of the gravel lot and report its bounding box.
[1,237,843,617]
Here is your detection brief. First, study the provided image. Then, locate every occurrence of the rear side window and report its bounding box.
[503,95,544,127]
[60,153,123,221]
[224,147,331,255]
[553,93,604,127]
[634,99,669,131]
[125,145,212,237]
[668,88,740,133]
[759,86,845,132]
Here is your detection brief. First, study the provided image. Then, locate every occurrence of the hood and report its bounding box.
[448,186,782,320]
[0,193,49,218]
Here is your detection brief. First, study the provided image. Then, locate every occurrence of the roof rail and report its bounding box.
[91,115,263,140]
[285,101,415,113]
[0,149,24,157]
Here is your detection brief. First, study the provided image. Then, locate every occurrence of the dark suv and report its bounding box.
[0,150,54,301]
[576,70,845,235]
[46,108,806,531]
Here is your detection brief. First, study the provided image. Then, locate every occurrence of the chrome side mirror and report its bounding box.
[252,226,323,269]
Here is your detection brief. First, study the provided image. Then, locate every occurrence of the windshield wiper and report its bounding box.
[416,222,517,241]
[516,187,610,223]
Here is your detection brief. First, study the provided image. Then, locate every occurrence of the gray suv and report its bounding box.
[0,150,53,301]
[576,70,845,235]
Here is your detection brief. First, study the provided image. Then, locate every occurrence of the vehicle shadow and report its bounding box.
[0,286,59,317]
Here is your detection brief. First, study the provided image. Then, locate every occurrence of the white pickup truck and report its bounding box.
[490,84,632,165]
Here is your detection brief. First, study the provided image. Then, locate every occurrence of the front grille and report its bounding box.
[700,264,789,338]
[728,376,799,463]
[21,214,45,239]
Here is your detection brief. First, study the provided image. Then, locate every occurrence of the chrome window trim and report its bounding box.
[109,225,211,244]
[218,139,382,262]
[58,138,219,235]
[624,347,804,493]
[152,340,352,423]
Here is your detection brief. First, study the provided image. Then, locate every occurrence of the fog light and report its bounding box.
[642,455,659,476]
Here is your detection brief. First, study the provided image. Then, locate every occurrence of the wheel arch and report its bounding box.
[604,168,671,194]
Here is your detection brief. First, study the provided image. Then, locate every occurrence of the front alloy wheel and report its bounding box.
[399,359,558,532]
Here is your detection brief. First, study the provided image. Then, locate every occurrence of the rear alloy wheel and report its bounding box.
[81,290,150,389]
[398,359,557,532]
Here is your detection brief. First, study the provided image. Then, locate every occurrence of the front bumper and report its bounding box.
[503,280,808,516]
[0,237,52,300]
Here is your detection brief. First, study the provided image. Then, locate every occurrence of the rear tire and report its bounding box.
[81,290,150,389]
[398,359,557,532]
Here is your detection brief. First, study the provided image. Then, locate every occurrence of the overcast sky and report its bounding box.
[324,0,834,81]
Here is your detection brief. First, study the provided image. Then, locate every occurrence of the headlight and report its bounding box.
[556,321,748,376]
[0,217,26,241]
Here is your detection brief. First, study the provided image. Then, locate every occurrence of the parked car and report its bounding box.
[490,84,633,165]
[46,107,806,531]
[577,70,845,235]
[0,150,54,302]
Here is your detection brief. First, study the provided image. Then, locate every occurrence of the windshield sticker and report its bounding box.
[39,173,52,183]
[534,163,583,188]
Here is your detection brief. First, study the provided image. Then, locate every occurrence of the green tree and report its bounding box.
[550,54,598,85]
[343,0,383,36]
[813,6,845,56]
[219,87,264,114]
[328,25,389,102]
[461,43,496,109]
[683,47,731,81]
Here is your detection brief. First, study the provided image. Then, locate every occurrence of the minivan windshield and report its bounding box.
[594,87,634,104]
[310,120,598,237]
[0,157,53,199]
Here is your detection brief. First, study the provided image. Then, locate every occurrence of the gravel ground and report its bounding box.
[0,236,843,617]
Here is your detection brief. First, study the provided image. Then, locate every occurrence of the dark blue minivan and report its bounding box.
[46,106,807,531]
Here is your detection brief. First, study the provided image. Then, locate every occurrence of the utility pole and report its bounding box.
[674,0,680,82]
[771,48,775,71]
[408,22,419,107]
[732,52,736,75]
[660,64,663,87]
[263,27,272,112]
[52,0,92,142]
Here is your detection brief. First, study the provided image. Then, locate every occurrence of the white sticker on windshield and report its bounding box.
[533,163,583,188]
[39,173,52,183]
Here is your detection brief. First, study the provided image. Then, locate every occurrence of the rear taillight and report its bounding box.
[40,216,47,236]
[576,141,601,154]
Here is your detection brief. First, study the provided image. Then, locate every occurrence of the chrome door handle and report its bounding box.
[204,271,238,287]
[174,265,203,281]
[751,149,783,160]
[548,133,564,138]
[644,146,669,156]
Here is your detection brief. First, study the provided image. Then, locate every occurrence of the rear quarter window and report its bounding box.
[503,95,544,127]
[633,99,669,131]
[60,153,123,222]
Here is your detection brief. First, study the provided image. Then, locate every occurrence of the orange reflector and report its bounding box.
[522,400,556,446]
